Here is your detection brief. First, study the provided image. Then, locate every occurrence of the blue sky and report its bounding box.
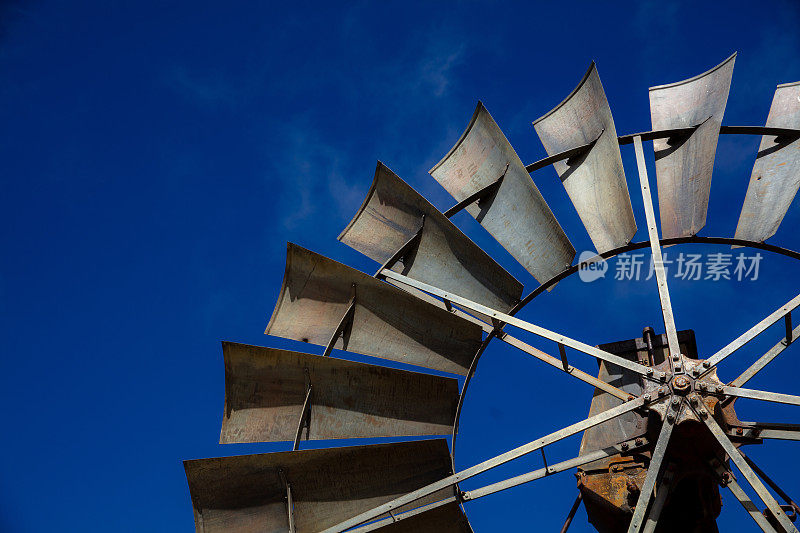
[2,1,799,531]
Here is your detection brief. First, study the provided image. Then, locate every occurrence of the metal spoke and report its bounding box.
[704,291,800,371]
[723,386,800,407]
[710,459,778,533]
[384,276,631,400]
[728,422,800,441]
[627,407,677,533]
[692,400,800,533]
[642,465,675,533]
[731,323,800,387]
[633,135,681,372]
[318,396,647,533]
[380,269,665,382]
[461,438,649,501]
[346,497,458,533]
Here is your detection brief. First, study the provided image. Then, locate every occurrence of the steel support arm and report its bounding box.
[642,465,675,533]
[704,291,800,371]
[633,135,681,372]
[379,269,664,381]
[317,396,647,533]
[383,276,631,400]
[461,437,649,501]
[692,401,799,533]
[628,407,677,533]
[710,459,778,533]
[723,386,800,407]
[731,323,800,388]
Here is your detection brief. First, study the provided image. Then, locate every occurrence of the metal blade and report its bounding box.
[266,244,483,375]
[339,161,523,311]
[533,62,636,253]
[220,342,460,444]
[430,102,575,284]
[184,439,456,533]
[649,53,736,238]
[735,81,800,243]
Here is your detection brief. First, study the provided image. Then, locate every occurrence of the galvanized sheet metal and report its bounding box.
[430,103,575,284]
[265,243,482,375]
[339,162,523,311]
[184,439,455,533]
[649,53,736,239]
[533,63,636,253]
[219,342,459,443]
[735,81,800,243]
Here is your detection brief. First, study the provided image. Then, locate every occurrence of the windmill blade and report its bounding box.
[265,243,483,375]
[430,102,575,284]
[184,439,457,533]
[649,53,736,239]
[339,161,523,311]
[533,62,636,253]
[735,81,800,243]
[220,342,459,444]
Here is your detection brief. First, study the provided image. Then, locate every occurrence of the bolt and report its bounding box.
[716,385,724,394]
[627,395,636,401]
[643,394,651,401]
[698,409,708,418]
[722,472,731,484]
[646,368,654,375]
[690,396,699,406]
[674,364,682,372]
[621,442,629,451]
[635,438,644,446]
[658,387,667,396]
[667,413,676,423]
[672,354,680,362]
[699,382,707,391]
[703,361,710,368]
[671,397,681,408]
[691,368,700,377]
[736,428,744,436]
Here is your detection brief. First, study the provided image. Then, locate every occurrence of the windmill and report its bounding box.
[183,54,800,532]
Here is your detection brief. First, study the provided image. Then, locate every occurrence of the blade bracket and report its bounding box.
[443,164,508,218]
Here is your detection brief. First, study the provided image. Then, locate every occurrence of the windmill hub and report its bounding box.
[671,374,692,394]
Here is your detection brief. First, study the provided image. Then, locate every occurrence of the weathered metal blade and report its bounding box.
[184,439,455,533]
[735,81,800,243]
[219,342,459,444]
[533,62,636,253]
[266,243,483,375]
[649,53,736,239]
[430,102,575,284]
[339,162,523,311]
